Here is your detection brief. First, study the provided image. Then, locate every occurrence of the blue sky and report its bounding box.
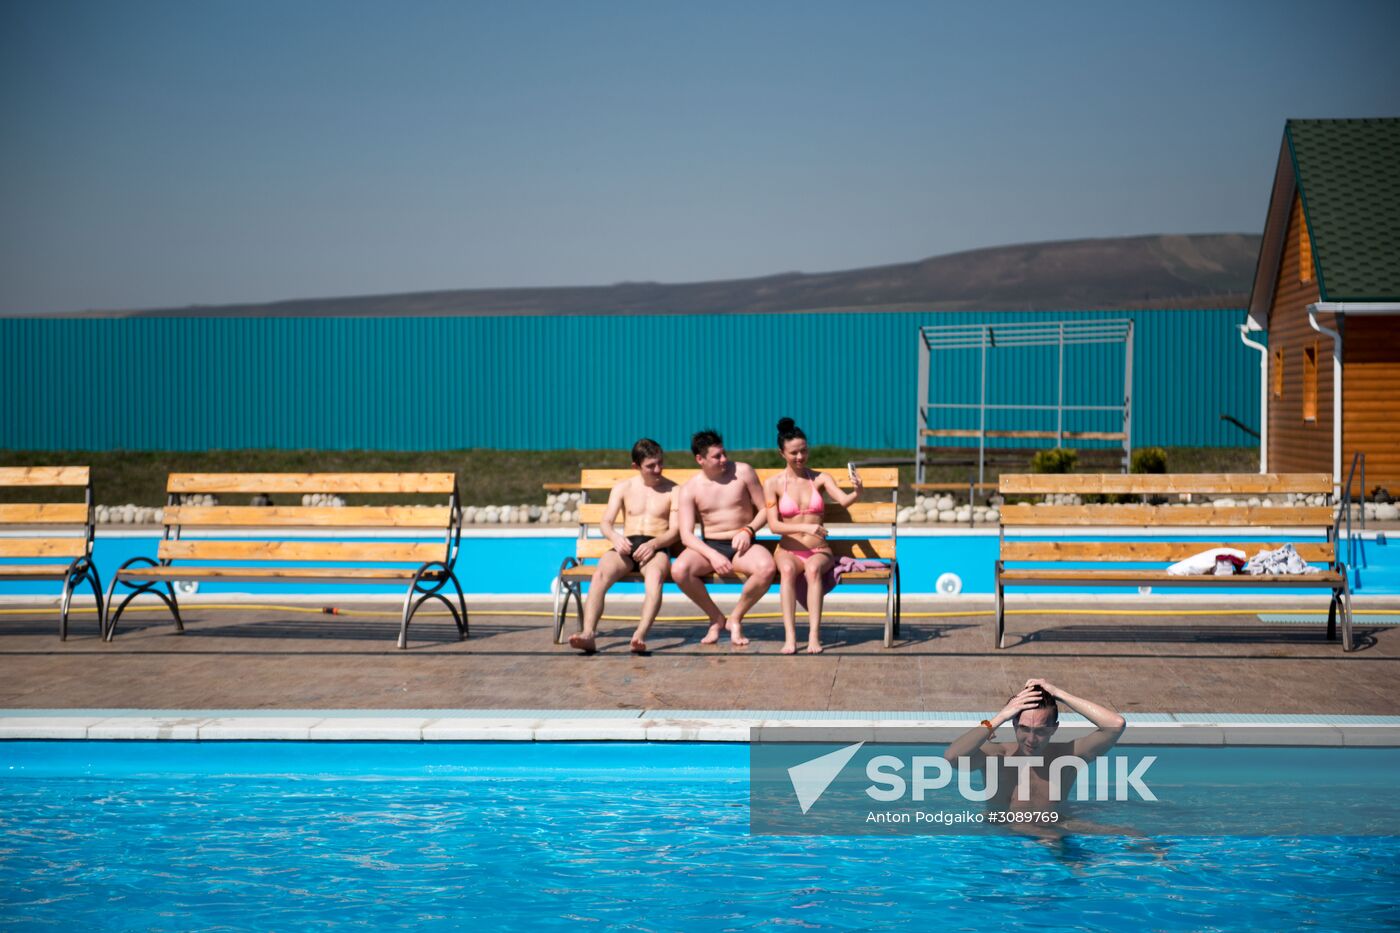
[2,0,1397,313]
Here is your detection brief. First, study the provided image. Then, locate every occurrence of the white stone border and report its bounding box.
[2,712,1396,746]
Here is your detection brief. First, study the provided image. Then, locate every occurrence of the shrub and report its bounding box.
[1131,447,1168,474]
[1030,448,1077,474]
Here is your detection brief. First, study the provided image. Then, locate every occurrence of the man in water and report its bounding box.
[942,679,1126,815]
[671,428,776,647]
[569,438,679,655]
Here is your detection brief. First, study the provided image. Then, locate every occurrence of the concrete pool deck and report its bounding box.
[1,595,1397,723]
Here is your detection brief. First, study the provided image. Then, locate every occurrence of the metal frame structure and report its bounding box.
[102,478,467,649]
[916,320,1134,484]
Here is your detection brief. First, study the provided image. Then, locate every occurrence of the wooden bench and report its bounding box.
[552,467,902,646]
[0,467,103,639]
[993,473,1353,650]
[102,473,467,648]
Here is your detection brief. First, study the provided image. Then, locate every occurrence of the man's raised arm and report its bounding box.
[1028,679,1126,761]
[943,685,1043,770]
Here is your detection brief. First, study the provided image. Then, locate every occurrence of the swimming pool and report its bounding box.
[0,529,1392,596]
[3,742,1398,930]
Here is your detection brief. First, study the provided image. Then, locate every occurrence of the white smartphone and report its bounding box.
[847,462,860,485]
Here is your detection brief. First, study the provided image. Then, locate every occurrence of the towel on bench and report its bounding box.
[795,556,887,609]
[1244,543,1321,575]
[1167,548,1246,576]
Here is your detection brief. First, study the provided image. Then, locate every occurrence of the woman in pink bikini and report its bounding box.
[763,417,863,654]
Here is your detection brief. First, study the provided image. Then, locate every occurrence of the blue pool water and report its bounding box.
[2,742,1398,931]
[1,531,1393,596]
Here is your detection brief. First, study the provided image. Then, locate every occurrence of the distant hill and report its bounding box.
[91,233,1261,317]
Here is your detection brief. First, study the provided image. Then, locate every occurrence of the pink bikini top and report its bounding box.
[778,472,825,518]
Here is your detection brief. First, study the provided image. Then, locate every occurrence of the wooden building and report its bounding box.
[1242,118,1400,495]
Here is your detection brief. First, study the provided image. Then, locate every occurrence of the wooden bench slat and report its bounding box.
[0,563,78,578]
[998,473,1334,495]
[911,483,997,491]
[999,504,1336,527]
[158,540,447,563]
[0,466,90,487]
[1000,541,1335,563]
[117,566,438,582]
[573,467,899,490]
[0,538,89,559]
[573,538,896,560]
[167,473,457,494]
[0,504,90,525]
[578,500,897,525]
[163,506,453,528]
[1000,569,1343,584]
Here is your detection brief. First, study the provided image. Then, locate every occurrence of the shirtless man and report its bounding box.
[942,679,1126,820]
[672,428,776,647]
[568,438,679,655]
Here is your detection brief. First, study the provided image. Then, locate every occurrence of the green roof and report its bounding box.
[1287,118,1400,302]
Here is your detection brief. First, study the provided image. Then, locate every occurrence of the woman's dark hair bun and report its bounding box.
[776,417,806,448]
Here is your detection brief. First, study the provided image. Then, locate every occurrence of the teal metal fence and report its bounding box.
[0,310,1255,451]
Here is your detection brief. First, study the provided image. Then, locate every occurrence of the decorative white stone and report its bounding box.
[1215,498,1236,508]
[936,495,954,511]
[897,507,914,524]
[1248,497,1261,507]
[546,494,557,507]
[955,507,972,522]
[1261,498,1273,508]
[1376,504,1400,521]
[529,506,542,522]
[908,510,926,524]
[938,509,957,522]
[985,508,1000,523]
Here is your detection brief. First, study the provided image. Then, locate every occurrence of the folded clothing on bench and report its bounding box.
[1168,544,1321,576]
[795,557,888,609]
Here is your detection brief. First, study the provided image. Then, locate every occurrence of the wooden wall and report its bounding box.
[1266,194,1332,475]
[1267,192,1400,492]
[1344,316,1400,494]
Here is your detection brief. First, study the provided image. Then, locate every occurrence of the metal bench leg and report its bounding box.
[1340,570,1355,652]
[102,558,182,642]
[892,562,902,641]
[884,580,894,648]
[58,558,103,641]
[994,562,1006,649]
[552,559,578,644]
[1327,592,1338,641]
[444,570,469,638]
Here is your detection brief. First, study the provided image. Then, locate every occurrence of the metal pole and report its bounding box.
[1056,322,1064,447]
[916,328,930,485]
[979,326,988,486]
[1122,320,1134,472]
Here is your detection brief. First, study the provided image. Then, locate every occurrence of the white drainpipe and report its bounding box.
[1306,305,1342,496]
[1237,324,1268,473]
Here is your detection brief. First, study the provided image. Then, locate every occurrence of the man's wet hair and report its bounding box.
[691,429,723,457]
[631,438,663,465]
[776,417,806,449]
[1012,686,1059,726]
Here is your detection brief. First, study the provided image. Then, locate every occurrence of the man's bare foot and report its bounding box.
[630,637,649,655]
[568,633,597,654]
[780,641,798,655]
[700,621,725,645]
[806,642,824,654]
[727,620,750,647]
